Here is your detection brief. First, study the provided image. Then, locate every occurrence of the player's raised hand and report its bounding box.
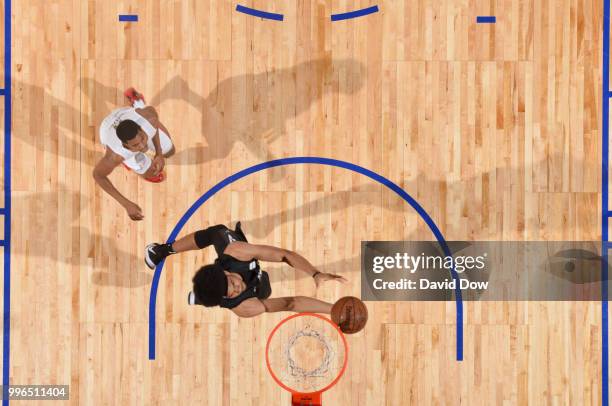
[314,272,348,288]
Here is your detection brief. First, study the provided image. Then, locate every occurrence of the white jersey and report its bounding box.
[99,107,157,160]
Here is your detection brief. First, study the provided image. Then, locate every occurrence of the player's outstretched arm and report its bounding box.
[231,297,333,318]
[262,297,333,314]
[225,243,349,287]
[92,149,143,221]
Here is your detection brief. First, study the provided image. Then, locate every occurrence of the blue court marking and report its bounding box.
[331,5,379,21]
[118,15,138,22]
[2,0,11,403]
[148,157,464,361]
[235,5,283,21]
[476,16,496,24]
[603,0,610,404]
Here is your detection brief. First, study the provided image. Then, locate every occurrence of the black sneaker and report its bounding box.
[234,221,248,242]
[144,243,173,269]
[187,291,202,305]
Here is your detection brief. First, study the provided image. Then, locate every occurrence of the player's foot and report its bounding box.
[144,170,166,183]
[234,221,248,242]
[144,243,174,269]
[187,291,202,306]
[124,87,146,106]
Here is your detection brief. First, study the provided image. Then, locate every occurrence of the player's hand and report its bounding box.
[314,272,348,288]
[152,155,165,175]
[124,201,144,221]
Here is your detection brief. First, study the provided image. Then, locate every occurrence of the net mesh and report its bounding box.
[267,314,346,393]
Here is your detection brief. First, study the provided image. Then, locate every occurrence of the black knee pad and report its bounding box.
[194,225,229,249]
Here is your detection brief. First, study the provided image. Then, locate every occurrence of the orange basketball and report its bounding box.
[331,296,368,334]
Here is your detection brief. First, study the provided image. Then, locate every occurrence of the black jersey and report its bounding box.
[216,253,272,309]
[199,223,272,309]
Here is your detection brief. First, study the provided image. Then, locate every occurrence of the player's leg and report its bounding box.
[145,127,175,158]
[160,131,175,158]
[144,225,230,269]
[163,144,175,158]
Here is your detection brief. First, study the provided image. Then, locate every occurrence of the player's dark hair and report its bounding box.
[192,264,228,307]
[116,120,141,143]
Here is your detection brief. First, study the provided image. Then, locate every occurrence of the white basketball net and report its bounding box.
[268,316,345,394]
[285,325,334,380]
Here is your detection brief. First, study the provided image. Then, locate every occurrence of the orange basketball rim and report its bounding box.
[265,312,349,406]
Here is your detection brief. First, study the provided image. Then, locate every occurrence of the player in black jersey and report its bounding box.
[144,223,348,318]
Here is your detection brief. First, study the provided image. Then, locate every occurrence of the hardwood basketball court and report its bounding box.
[4,0,608,404]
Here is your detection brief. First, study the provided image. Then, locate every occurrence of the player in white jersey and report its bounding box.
[93,88,175,221]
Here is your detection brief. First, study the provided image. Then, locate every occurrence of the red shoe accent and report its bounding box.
[124,87,146,105]
[144,171,166,183]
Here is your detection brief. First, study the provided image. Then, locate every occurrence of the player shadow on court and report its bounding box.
[243,154,598,239]
[9,186,152,287]
[241,154,602,288]
[242,186,389,239]
[12,77,125,167]
[282,235,604,301]
[148,58,365,166]
[13,57,364,175]
[254,227,482,301]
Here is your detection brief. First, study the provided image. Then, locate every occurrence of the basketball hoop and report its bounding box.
[266,313,348,406]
